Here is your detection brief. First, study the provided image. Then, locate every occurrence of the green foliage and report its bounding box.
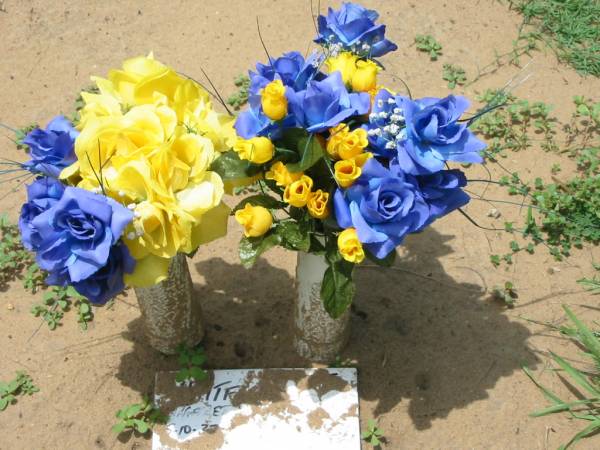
[175,344,208,383]
[321,239,355,319]
[415,34,442,60]
[508,0,600,77]
[361,418,385,447]
[472,89,557,159]
[578,264,600,294]
[239,232,282,268]
[226,74,250,110]
[232,194,285,213]
[112,396,166,435]
[442,64,466,89]
[524,306,600,449]
[210,150,262,184]
[492,281,518,307]
[0,371,38,411]
[0,214,36,290]
[31,286,94,330]
[285,134,325,173]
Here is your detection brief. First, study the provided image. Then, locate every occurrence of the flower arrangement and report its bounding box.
[15,54,235,305]
[218,2,486,318]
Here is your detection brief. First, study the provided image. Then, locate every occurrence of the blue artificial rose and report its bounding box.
[29,187,133,284]
[315,2,398,58]
[415,169,470,229]
[366,91,486,174]
[333,157,429,259]
[71,243,135,304]
[288,71,370,133]
[400,95,486,174]
[23,116,78,178]
[249,51,323,97]
[18,177,66,250]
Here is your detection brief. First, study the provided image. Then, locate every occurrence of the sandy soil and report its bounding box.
[0,0,599,449]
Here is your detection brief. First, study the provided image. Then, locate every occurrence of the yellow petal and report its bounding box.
[125,254,171,287]
[190,201,230,248]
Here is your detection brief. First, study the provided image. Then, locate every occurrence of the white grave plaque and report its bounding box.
[152,368,360,450]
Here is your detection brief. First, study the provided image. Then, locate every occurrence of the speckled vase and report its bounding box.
[294,251,351,363]
[134,254,204,355]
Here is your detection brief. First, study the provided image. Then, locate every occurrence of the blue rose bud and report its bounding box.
[22,116,78,178]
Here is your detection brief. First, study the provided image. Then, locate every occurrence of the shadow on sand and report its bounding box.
[116,227,537,430]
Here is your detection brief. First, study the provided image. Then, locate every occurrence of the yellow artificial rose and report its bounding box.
[70,55,235,287]
[327,124,369,160]
[265,161,303,187]
[338,228,365,263]
[334,158,362,188]
[261,79,288,121]
[351,59,379,92]
[235,204,273,237]
[283,175,313,208]
[307,189,330,219]
[233,137,274,164]
[325,52,358,85]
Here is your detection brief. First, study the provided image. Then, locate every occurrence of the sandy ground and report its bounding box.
[0,0,599,449]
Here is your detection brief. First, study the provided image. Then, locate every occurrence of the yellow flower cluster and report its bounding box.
[266,162,330,220]
[325,52,379,94]
[327,123,372,188]
[61,54,236,287]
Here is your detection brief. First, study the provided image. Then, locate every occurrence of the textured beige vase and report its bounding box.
[294,251,351,363]
[134,254,204,355]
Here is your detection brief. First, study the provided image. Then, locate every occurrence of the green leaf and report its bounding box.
[189,367,208,381]
[321,248,355,318]
[191,354,206,366]
[232,194,285,213]
[210,150,261,181]
[134,419,149,434]
[286,135,325,173]
[175,369,190,383]
[125,403,143,417]
[112,422,127,434]
[239,233,281,268]
[275,221,311,252]
[563,306,600,362]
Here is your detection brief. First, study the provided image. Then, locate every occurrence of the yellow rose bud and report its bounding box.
[233,137,274,164]
[334,158,362,188]
[265,161,303,187]
[338,228,365,263]
[234,204,273,238]
[325,52,358,85]
[351,59,379,93]
[327,124,369,160]
[261,79,288,121]
[307,189,330,219]
[283,175,313,208]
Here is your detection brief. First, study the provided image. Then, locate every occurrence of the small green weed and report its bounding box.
[0,214,36,289]
[578,264,600,295]
[361,418,385,447]
[415,34,442,60]
[227,74,250,110]
[112,396,166,435]
[524,306,600,449]
[176,344,208,383]
[0,371,39,411]
[442,64,466,89]
[492,281,518,307]
[31,286,93,330]
[508,0,600,77]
